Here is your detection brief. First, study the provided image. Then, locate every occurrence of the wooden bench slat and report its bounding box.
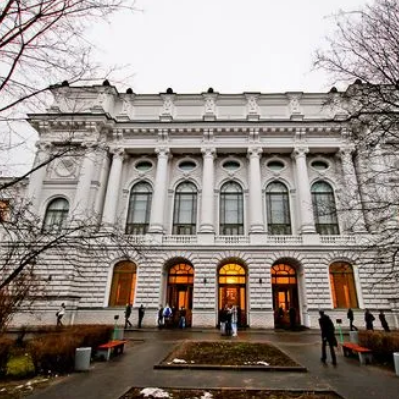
[98,340,127,349]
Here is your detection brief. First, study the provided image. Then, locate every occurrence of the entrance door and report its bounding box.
[167,263,194,327]
[271,263,299,328]
[218,263,247,327]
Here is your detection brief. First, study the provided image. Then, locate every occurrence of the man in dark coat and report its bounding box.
[319,310,337,365]
[365,309,375,331]
[379,310,390,332]
[138,304,145,328]
[347,308,358,331]
[124,303,133,328]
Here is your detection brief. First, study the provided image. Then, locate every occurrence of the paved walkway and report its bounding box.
[28,329,399,399]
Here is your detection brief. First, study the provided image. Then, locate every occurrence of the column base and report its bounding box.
[197,233,215,245]
[249,232,267,245]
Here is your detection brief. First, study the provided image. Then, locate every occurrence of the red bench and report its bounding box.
[342,342,373,365]
[96,340,127,361]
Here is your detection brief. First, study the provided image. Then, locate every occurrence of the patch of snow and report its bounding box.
[0,388,6,392]
[15,385,24,390]
[140,388,170,398]
[190,360,195,363]
[200,392,213,399]
[256,361,269,366]
[172,358,187,364]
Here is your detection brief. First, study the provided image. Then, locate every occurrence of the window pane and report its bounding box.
[126,183,152,235]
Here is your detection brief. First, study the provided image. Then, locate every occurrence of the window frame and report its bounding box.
[42,197,69,232]
[109,261,137,307]
[172,182,198,235]
[125,182,153,235]
[219,181,244,236]
[266,182,292,235]
[329,262,358,309]
[311,181,340,235]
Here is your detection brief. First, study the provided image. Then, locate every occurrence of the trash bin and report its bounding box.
[394,353,399,376]
[113,327,124,340]
[75,347,92,371]
[349,331,359,344]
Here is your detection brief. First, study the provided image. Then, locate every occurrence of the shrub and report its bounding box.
[28,333,82,374]
[27,324,113,375]
[6,353,35,378]
[0,336,14,376]
[358,330,399,363]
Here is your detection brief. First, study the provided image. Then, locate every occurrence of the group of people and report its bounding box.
[157,304,187,329]
[219,304,239,337]
[124,303,145,329]
[347,308,390,332]
[319,307,392,366]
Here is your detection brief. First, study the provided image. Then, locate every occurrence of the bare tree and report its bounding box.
[315,0,399,283]
[0,1,142,329]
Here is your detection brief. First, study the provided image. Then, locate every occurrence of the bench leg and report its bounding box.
[358,352,372,365]
[96,348,111,361]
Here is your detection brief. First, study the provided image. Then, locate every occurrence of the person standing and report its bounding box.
[178,306,186,329]
[365,309,375,331]
[318,310,337,365]
[56,303,66,327]
[289,307,297,330]
[138,304,145,328]
[347,308,358,331]
[231,305,238,337]
[124,303,133,328]
[379,310,390,332]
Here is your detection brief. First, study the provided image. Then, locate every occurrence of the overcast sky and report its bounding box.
[90,0,370,94]
[2,0,371,176]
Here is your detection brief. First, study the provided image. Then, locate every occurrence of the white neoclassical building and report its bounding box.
[2,82,398,329]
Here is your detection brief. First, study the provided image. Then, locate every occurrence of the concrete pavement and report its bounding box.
[27,329,399,399]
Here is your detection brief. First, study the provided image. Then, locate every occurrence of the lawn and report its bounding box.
[121,388,341,399]
[161,341,299,367]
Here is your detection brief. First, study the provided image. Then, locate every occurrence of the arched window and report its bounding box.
[311,181,339,235]
[173,182,197,235]
[329,262,358,308]
[125,182,152,235]
[109,261,137,306]
[220,182,244,235]
[42,198,69,232]
[266,182,292,235]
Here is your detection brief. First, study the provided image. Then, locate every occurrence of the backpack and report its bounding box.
[163,307,171,318]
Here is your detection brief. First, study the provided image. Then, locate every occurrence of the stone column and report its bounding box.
[293,147,316,234]
[199,147,216,233]
[248,147,265,233]
[339,145,367,232]
[71,142,96,220]
[101,147,125,226]
[149,147,170,234]
[27,142,52,211]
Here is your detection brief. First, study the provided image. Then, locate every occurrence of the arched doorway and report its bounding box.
[218,263,247,327]
[271,263,299,328]
[109,261,137,306]
[166,263,194,327]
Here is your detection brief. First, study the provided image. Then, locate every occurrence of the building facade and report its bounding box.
[3,83,398,329]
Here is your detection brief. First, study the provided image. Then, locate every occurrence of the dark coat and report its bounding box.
[319,314,337,345]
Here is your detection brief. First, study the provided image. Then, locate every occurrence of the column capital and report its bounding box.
[292,146,309,159]
[155,147,170,158]
[338,144,356,159]
[201,147,216,159]
[81,140,97,151]
[109,146,125,159]
[35,141,52,152]
[247,146,263,159]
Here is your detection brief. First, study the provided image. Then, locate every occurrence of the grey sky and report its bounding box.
[91,0,370,93]
[2,0,371,176]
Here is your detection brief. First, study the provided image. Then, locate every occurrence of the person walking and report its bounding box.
[138,304,145,328]
[56,303,66,327]
[157,305,164,329]
[347,308,358,331]
[124,303,133,328]
[365,309,375,331]
[379,310,390,332]
[318,310,337,365]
